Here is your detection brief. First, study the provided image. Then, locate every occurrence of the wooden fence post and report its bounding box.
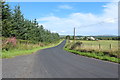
[110,44,112,50]
[91,44,92,49]
[99,44,101,50]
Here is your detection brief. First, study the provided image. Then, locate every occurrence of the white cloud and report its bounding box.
[104,18,116,23]
[52,31,57,33]
[37,2,118,35]
[58,5,73,9]
[102,2,118,18]
[102,5,107,8]
[61,31,65,33]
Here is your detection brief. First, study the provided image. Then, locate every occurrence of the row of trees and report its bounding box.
[66,35,119,40]
[94,36,119,40]
[1,2,60,43]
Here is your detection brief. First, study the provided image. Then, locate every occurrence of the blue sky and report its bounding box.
[8,2,107,19]
[8,2,118,36]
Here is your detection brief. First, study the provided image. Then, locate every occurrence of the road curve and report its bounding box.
[2,40,118,78]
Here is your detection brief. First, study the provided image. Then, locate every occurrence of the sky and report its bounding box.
[8,2,118,36]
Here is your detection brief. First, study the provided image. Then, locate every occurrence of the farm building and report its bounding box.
[79,36,96,40]
[87,37,96,40]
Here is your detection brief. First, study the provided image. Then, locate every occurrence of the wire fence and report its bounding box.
[76,43,118,52]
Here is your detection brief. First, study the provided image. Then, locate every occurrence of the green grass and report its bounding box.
[64,40,119,63]
[64,48,119,63]
[2,39,64,58]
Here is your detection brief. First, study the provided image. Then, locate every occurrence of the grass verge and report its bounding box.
[2,39,64,58]
[64,48,119,63]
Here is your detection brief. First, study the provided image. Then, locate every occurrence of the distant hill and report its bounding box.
[60,35,67,37]
[60,35,118,37]
[94,35,118,37]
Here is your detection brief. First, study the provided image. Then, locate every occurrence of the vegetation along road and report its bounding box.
[2,40,118,78]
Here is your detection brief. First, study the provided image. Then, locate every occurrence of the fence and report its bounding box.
[75,42,118,52]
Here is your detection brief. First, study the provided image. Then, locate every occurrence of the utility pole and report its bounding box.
[74,27,75,40]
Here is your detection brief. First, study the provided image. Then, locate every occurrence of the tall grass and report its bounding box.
[2,37,63,58]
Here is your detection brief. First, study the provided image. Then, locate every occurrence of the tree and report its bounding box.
[2,2,60,43]
[66,35,70,40]
[12,5,24,39]
[2,2,13,37]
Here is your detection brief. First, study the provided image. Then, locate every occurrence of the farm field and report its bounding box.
[67,40,118,51]
[72,40,118,51]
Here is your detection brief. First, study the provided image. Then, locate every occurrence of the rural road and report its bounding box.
[2,40,118,78]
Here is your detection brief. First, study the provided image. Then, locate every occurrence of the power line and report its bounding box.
[76,17,119,28]
[73,17,119,36]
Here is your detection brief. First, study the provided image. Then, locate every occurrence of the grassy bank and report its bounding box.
[64,40,119,63]
[2,39,64,58]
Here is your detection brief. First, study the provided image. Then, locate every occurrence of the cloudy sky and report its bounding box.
[9,2,118,36]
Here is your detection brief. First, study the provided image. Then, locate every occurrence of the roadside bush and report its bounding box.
[2,43,15,51]
[70,42,82,49]
[2,37,45,51]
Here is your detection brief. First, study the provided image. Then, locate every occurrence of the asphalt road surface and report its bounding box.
[2,40,118,78]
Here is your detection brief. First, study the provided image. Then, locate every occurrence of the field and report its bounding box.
[78,40,118,51]
[67,40,118,51]
[65,40,119,63]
